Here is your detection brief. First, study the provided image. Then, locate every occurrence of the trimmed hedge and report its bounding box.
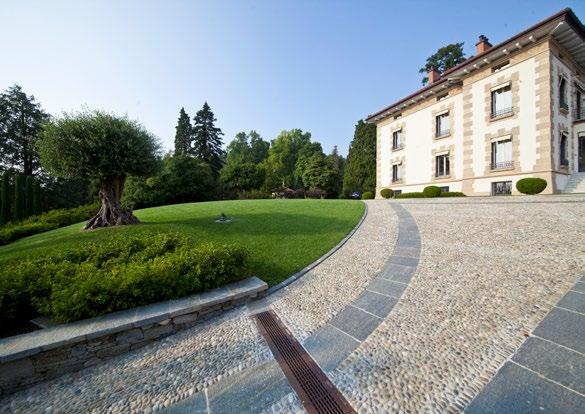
[423,185,441,198]
[0,203,98,246]
[380,188,393,199]
[516,177,547,195]
[440,192,466,197]
[396,192,425,198]
[362,191,374,200]
[0,233,249,332]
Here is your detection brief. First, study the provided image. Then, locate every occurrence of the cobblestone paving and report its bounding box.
[270,201,397,342]
[331,198,585,413]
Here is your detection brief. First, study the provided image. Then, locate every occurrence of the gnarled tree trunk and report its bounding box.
[84,175,139,230]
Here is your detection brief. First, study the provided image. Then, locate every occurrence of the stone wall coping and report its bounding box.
[0,277,267,364]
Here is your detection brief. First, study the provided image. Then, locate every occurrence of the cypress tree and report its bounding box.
[33,180,42,215]
[25,175,34,218]
[0,174,10,225]
[174,107,192,155]
[191,102,225,178]
[343,120,377,194]
[14,174,25,221]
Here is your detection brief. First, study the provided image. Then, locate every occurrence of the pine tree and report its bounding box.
[343,120,377,195]
[191,102,225,177]
[14,174,25,221]
[0,174,10,224]
[33,180,42,215]
[174,108,192,155]
[25,176,34,218]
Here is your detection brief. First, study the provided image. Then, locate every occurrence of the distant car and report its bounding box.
[351,191,361,199]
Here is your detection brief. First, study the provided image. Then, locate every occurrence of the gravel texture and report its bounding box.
[0,310,271,414]
[332,198,585,413]
[269,201,398,342]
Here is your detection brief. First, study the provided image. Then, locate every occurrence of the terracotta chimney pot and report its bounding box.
[476,35,492,54]
[428,66,440,84]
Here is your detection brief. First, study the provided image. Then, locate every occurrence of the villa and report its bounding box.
[368,8,585,196]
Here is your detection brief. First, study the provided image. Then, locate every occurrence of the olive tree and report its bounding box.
[38,111,160,230]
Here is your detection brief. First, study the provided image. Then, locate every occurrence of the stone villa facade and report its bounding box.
[368,8,585,196]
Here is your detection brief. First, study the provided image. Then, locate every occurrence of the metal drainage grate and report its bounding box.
[254,310,356,414]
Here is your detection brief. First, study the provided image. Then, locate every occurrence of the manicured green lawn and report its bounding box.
[0,199,364,286]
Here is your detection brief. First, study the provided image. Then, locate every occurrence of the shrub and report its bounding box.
[396,192,426,198]
[380,188,393,199]
[305,189,327,199]
[516,177,547,195]
[423,185,441,198]
[0,233,249,330]
[439,192,466,197]
[0,203,99,246]
[362,191,374,200]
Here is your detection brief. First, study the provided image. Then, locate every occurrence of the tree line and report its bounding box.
[0,83,377,225]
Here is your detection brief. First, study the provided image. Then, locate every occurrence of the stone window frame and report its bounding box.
[391,125,405,151]
[484,72,520,124]
[484,127,520,175]
[431,145,454,182]
[432,102,454,140]
[559,75,569,113]
[559,130,569,169]
[391,159,405,184]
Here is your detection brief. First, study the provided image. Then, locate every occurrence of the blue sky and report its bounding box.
[2,1,583,156]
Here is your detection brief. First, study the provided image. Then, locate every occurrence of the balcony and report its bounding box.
[435,129,450,138]
[392,143,404,151]
[574,107,585,122]
[490,107,513,119]
[491,160,514,170]
[560,101,569,112]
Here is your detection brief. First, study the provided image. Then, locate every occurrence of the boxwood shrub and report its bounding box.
[0,233,249,332]
[439,192,466,197]
[0,204,98,246]
[380,188,393,199]
[362,191,374,200]
[423,185,442,198]
[516,178,547,195]
[395,192,426,198]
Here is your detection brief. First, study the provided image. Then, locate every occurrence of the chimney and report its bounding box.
[476,35,492,54]
[428,66,440,84]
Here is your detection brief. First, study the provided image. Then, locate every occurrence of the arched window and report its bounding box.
[560,77,568,110]
[560,132,569,166]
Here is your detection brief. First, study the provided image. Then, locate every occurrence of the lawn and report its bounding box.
[0,199,365,286]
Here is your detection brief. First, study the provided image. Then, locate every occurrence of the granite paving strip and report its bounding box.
[467,280,585,413]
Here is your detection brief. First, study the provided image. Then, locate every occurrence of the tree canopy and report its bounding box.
[191,102,225,177]
[418,42,466,85]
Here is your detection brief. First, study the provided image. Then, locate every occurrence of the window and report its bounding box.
[435,113,450,137]
[492,60,510,73]
[576,89,584,120]
[439,186,449,192]
[492,181,512,196]
[491,138,513,170]
[392,164,401,182]
[491,85,513,118]
[435,154,450,177]
[560,132,569,166]
[559,77,568,111]
[392,129,403,150]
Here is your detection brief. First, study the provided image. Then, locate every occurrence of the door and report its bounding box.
[580,136,585,172]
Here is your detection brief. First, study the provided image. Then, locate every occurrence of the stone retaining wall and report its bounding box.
[0,277,267,395]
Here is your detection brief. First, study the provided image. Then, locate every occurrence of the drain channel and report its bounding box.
[254,310,356,414]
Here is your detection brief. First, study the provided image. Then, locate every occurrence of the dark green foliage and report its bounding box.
[439,191,466,197]
[33,181,42,215]
[238,189,271,199]
[191,102,225,177]
[220,162,265,193]
[423,185,442,198]
[225,131,269,165]
[0,174,9,225]
[516,178,547,195]
[42,176,94,210]
[174,107,192,155]
[123,154,215,209]
[25,176,34,218]
[362,191,374,200]
[13,175,25,221]
[262,129,312,189]
[0,233,248,330]
[0,204,98,245]
[380,188,393,199]
[419,43,466,85]
[343,120,376,195]
[0,85,49,175]
[396,192,426,198]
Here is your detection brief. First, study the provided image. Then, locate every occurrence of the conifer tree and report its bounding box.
[33,180,42,215]
[174,107,192,155]
[25,176,34,218]
[0,174,10,224]
[14,174,25,221]
[191,102,225,177]
[343,120,377,195]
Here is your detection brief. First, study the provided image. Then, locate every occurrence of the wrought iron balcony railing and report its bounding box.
[560,101,569,111]
[574,107,585,121]
[491,160,514,170]
[491,107,514,119]
[392,143,404,150]
[435,129,450,138]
